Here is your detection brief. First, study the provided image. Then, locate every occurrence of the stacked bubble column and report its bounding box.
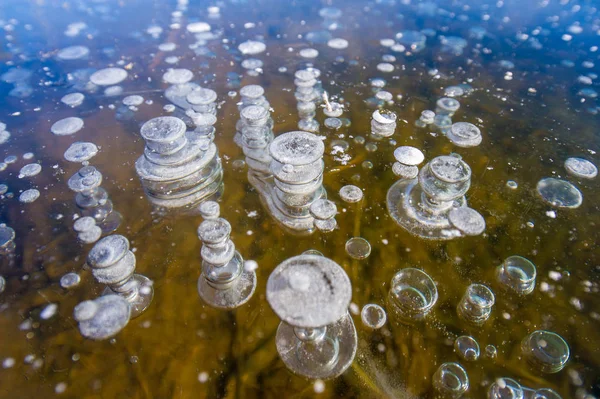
[87,235,154,318]
[264,131,327,234]
[196,203,256,309]
[294,69,321,133]
[386,155,485,240]
[235,84,272,147]
[240,105,275,186]
[135,116,223,209]
[67,165,122,233]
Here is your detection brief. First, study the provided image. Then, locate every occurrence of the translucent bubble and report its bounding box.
[309,199,337,220]
[339,185,363,203]
[377,63,394,73]
[299,48,319,58]
[564,157,597,179]
[56,45,89,60]
[123,95,144,106]
[521,330,569,373]
[19,189,40,203]
[40,303,58,320]
[345,237,371,259]
[241,58,263,70]
[448,122,482,147]
[0,275,5,293]
[64,142,98,163]
[485,344,498,359]
[60,273,81,289]
[506,180,518,189]
[536,178,582,208]
[455,335,480,361]
[238,40,266,55]
[18,163,42,179]
[186,22,211,33]
[394,146,424,166]
[0,131,9,145]
[389,268,438,319]
[489,378,523,399]
[324,118,342,130]
[61,92,85,107]
[393,162,419,179]
[327,38,349,49]
[432,363,469,397]
[448,207,486,236]
[163,68,193,85]
[51,117,84,136]
[90,68,128,86]
[361,304,387,329]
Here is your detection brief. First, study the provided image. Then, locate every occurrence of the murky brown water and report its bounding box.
[0,0,599,398]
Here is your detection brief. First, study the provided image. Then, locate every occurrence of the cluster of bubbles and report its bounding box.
[0,0,597,397]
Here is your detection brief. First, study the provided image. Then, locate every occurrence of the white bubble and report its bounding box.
[19,189,40,203]
[51,117,84,136]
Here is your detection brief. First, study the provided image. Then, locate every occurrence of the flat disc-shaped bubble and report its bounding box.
[437,97,461,113]
[521,330,570,373]
[198,201,220,219]
[455,336,480,361]
[299,48,319,58]
[123,95,144,106]
[197,219,231,244]
[187,88,216,105]
[75,295,130,340]
[19,189,40,203]
[186,22,211,33]
[448,122,482,147]
[51,117,84,136]
[238,40,266,55]
[241,58,263,69]
[394,146,424,165]
[266,254,351,328]
[60,272,81,289]
[339,185,363,203]
[87,235,129,268]
[536,178,582,208]
[270,131,324,166]
[240,85,264,99]
[345,237,371,259]
[57,45,90,60]
[373,110,397,124]
[0,225,15,248]
[163,68,193,85]
[361,304,387,329]
[564,157,597,179]
[73,216,96,232]
[67,166,102,192]
[429,156,471,183]
[18,163,42,178]
[445,86,465,97]
[140,116,186,142]
[377,63,395,72]
[61,92,85,107]
[90,68,128,86]
[0,130,9,145]
[241,105,268,121]
[64,142,98,163]
[393,162,419,179]
[449,207,485,236]
[328,38,349,49]
[319,7,342,19]
[309,199,337,220]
